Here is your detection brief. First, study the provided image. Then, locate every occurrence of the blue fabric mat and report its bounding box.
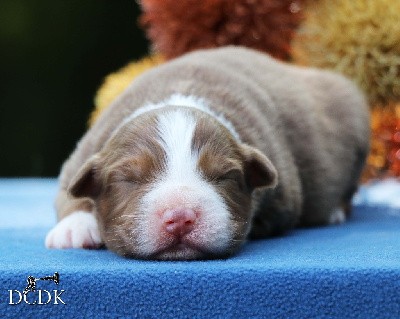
[0,179,399,318]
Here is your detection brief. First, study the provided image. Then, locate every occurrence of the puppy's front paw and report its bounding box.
[45,211,103,249]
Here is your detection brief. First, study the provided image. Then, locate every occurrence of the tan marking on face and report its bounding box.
[94,112,168,258]
[193,115,254,252]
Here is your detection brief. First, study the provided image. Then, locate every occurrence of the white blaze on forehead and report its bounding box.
[156,109,198,181]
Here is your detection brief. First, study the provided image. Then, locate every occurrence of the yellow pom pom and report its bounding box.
[89,54,165,126]
[293,0,400,106]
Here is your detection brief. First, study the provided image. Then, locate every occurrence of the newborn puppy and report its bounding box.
[45,46,370,260]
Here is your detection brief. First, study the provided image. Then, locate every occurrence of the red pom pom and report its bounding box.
[140,0,303,60]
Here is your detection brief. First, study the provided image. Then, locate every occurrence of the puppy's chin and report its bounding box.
[151,244,213,261]
[113,241,237,261]
[103,235,233,261]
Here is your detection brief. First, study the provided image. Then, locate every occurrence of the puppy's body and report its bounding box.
[46,47,370,259]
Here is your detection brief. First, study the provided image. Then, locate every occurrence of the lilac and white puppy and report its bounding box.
[45,47,370,260]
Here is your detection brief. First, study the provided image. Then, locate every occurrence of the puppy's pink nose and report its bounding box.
[162,208,196,236]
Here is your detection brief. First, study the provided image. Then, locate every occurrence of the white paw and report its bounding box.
[45,211,103,249]
[329,208,346,225]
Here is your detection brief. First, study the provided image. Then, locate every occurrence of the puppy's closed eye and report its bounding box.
[198,150,242,179]
[108,153,163,185]
[215,169,243,182]
[214,167,243,183]
[214,169,246,192]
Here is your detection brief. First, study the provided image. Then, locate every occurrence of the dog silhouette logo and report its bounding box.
[23,272,60,295]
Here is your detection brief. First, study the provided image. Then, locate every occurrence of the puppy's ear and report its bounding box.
[240,144,278,190]
[68,154,102,199]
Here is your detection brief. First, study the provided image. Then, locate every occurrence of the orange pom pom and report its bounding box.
[140,0,304,61]
[363,103,400,181]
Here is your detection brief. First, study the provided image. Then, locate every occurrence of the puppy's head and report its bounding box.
[69,107,277,260]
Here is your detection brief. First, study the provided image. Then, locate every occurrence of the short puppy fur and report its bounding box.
[46,46,370,260]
